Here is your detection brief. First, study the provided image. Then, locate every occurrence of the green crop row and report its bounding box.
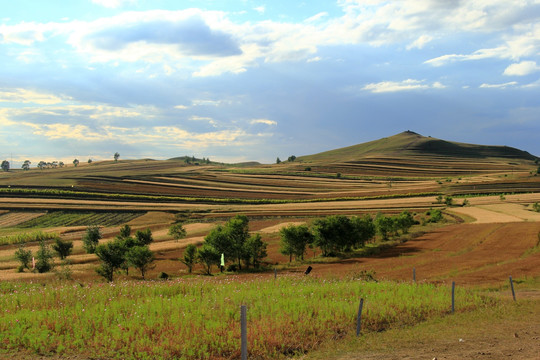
[0,275,493,359]
[16,211,143,228]
[0,231,60,246]
[0,187,439,205]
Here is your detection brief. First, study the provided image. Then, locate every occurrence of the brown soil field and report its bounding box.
[0,211,46,227]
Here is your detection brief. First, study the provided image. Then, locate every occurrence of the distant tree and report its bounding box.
[14,244,33,271]
[197,244,220,275]
[395,211,415,234]
[1,160,9,172]
[22,160,31,171]
[168,223,187,242]
[181,243,197,273]
[336,173,342,178]
[52,238,73,260]
[82,225,102,254]
[87,159,92,164]
[374,213,394,241]
[51,161,58,168]
[35,239,54,273]
[119,224,131,239]
[537,166,540,174]
[444,195,453,206]
[205,157,210,164]
[38,161,46,170]
[95,239,126,282]
[243,233,267,269]
[533,202,540,212]
[276,157,281,164]
[114,152,120,162]
[288,155,296,162]
[73,159,79,167]
[58,161,64,168]
[350,214,376,247]
[125,246,154,279]
[280,224,313,261]
[428,209,443,223]
[134,228,153,246]
[436,195,443,204]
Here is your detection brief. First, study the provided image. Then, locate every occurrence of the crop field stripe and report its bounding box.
[15,211,143,228]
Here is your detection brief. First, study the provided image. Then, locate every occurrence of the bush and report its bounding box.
[14,244,32,271]
[532,203,540,212]
[158,272,169,280]
[52,238,73,260]
[82,226,102,254]
[35,239,54,273]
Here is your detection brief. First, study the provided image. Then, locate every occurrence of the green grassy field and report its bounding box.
[0,275,493,359]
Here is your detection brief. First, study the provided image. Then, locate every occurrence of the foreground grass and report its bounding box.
[0,275,493,359]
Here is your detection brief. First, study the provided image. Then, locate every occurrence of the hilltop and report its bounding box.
[298,131,537,163]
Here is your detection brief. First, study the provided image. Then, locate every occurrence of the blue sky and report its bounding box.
[1,0,540,167]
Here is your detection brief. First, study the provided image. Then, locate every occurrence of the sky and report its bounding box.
[1,0,540,167]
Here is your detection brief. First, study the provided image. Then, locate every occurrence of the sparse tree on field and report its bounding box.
[280,224,313,261]
[395,211,415,235]
[52,238,73,260]
[276,157,281,164]
[168,223,187,242]
[82,225,102,254]
[444,195,453,206]
[1,160,9,172]
[95,239,126,282]
[38,161,46,170]
[51,161,58,168]
[119,224,131,239]
[35,239,54,273]
[22,160,31,171]
[14,244,33,272]
[288,155,296,162]
[135,228,153,246]
[243,233,267,269]
[87,159,92,164]
[125,245,154,279]
[114,152,120,162]
[350,214,376,247]
[181,244,197,273]
[197,244,220,275]
[58,161,64,168]
[436,195,443,204]
[373,213,394,241]
[73,159,79,167]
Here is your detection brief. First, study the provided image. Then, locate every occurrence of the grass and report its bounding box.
[16,211,143,228]
[0,275,493,359]
[0,231,60,246]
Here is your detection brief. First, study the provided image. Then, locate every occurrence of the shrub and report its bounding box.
[125,246,155,279]
[35,239,54,273]
[532,202,540,212]
[52,238,73,260]
[82,226,102,254]
[168,223,187,242]
[14,244,32,271]
[181,244,197,273]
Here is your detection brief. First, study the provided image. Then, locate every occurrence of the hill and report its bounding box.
[298,131,537,163]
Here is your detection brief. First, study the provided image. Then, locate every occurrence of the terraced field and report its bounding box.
[0,211,46,227]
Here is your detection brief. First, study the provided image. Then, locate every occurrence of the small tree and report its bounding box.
[35,239,54,273]
[14,244,33,272]
[119,224,131,239]
[168,223,187,242]
[436,195,443,204]
[22,160,31,171]
[82,225,102,254]
[125,246,154,279]
[88,159,92,164]
[244,233,267,269]
[280,224,313,261]
[135,229,153,246]
[52,238,73,260]
[374,213,394,241]
[444,195,453,206]
[1,160,9,172]
[181,244,197,273]
[197,244,220,275]
[73,159,79,167]
[114,152,120,162]
[58,161,64,168]
[95,240,126,282]
[288,155,296,162]
[276,157,281,164]
[533,202,540,212]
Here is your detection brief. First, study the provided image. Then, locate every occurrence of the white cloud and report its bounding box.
[0,88,65,105]
[174,105,188,110]
[407,35,433,50]
[91,0,136,9]
[479,81,518,89]
[504,61,540,76]
[253,6,266,14]
[362,79,444,93]
[250,119,277,126]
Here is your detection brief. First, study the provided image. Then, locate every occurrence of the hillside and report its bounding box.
[298,131,537,162]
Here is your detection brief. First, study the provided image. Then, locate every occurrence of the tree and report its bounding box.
[288,155,296,162]
[181,244,197,273]
[243,233,267,269]
[168,223,187,242]
[280,224,313,261]
[95,239,126,282]
[58,161,64,168]
[276,157,281,164]
[395,211,415,235]
[38,161,46,170]
[87,159,92,164]
[350,214,376,248]
[125,246,154,279]
[22,160,31,171]
[14,244,33,271]
[225,215,250,270]
[82,225,102,254]
[73,159,79,167]
[1,160,9,172]
[52,238,73,260]
[114,152,120,162]
[197,244,220,275]
[444,195,453,206]
[135,228,153,246]
[436,195,443,204]
[35,239,54,273]
[374,213,394,241]
[119,224,131,239]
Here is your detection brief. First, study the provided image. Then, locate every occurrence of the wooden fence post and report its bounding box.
[413,267,416,283]
[241,305,247,360]
[356,298,364,337]
[451,281,455,314]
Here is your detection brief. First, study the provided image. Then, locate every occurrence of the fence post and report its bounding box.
[451,281,455,313]
[241,305,247,360]
[356,298,364,337]
[509,276,516,301]
[413,267,416,283]
[274,268,277,280]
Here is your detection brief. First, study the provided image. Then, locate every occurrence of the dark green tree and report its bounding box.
[119,224,131,239]
[1,160,9,172]
[125,246,154,279]
[276,157,281,164]
[52,238,73,260]
[22,160,31,171]
[181,243,197,273]
[35,239,54,273]
[135,228,153,246]
[350,214,376,248]
[279,224,313,261]
[395,211,415,235]
[14,244,33,271]
[95,240,126,282]
[374,213,394,240]
[243,233,267,269]
[197,244,220,275]
[225,215,250,270]
[82,225,102,254]
[114,152,120,162]
[73,159,79,167]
